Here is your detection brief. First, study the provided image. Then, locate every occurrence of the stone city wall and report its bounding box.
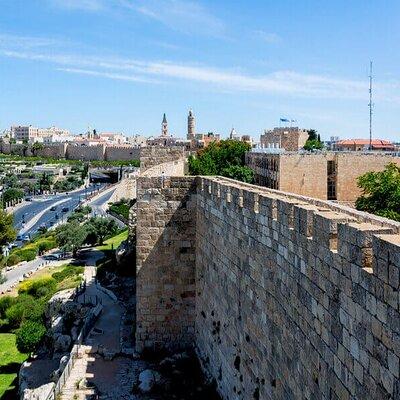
[139,146,187,173]
[135,175,400,400]
[135,176,197,353]
[36,143,67,159]
[0,140,141,162]
[65,144,106,161]
[105,146,140,161]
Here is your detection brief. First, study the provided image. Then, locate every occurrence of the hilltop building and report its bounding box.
[260,126,309,151]
[246,150,400,203]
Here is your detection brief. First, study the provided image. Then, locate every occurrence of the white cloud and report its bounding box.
[253,30,282,44]
[48,0,105,11]
[0,33,61,48]
[118,0,226,37]
[58,67,162,84]
[1,38,399,103]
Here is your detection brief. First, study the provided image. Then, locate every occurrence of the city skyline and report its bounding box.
[0,1,400,140]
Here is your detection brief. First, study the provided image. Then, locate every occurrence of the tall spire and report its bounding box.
[161,113,168,136]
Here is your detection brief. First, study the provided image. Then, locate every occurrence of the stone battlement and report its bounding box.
[135,175,400,399]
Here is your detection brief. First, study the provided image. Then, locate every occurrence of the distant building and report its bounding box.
[98,132,127,145]
[187,109,195,141]
[229,128,240,141]
[161,113,168,137]
[147,113,183,147]
[260,127,309,151]
[334,139,395,152]
[127,135,147,147]
[241,135,253,146]
[194,132,220,148]
[10,125,71,143]
[246,150,400,203]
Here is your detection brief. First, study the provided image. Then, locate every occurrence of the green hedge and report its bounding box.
[52,265,84,282]
[7,235,57,266]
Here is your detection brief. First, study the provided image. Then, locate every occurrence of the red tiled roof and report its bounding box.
[337,139,393,146]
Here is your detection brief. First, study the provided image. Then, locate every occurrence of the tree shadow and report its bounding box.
[0,362,21,374]
[0,375,18,400]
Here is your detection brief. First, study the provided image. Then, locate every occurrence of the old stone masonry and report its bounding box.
[134,153,400,400]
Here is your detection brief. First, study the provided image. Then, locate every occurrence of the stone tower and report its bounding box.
[187,109,195,140]
[161,113,168,137]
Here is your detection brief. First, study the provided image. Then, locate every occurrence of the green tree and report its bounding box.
[0,210,16,245]
[188,140,253,183]
[304,129,324,151]
[221,165,255,183]
[355,163,400,221]
[16,320,46,354]
[31,142,44,156]
[85,217,118,245]
[81,162,89,180]
[2,188,24,205]
[39,172,53,192]
[56,221,88,256]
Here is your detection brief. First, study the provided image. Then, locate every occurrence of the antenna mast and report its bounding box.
[368,61,373,150]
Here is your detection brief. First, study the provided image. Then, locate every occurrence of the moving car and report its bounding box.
[50,206,57,211]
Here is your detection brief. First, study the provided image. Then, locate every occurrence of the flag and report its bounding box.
[280,118,289,122]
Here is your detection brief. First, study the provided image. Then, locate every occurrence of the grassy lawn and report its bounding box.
[0,333,28,398]
[96,230,128,252]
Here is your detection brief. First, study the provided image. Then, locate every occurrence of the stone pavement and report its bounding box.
[59,251,127,400]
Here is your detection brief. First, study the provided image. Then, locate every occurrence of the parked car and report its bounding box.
[61,207,69,213]
[16,234,23,241]
[50,206,57,211]
[25,196,33,202]
[44,254,60,261]
[22,235,30,242]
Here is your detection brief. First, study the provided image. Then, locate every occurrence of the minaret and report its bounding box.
[161,113,168,137]
[187,109,195,140]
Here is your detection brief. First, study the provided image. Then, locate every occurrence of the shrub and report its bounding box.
[36,238,57,253]
[15,248,37,262]
[0,296,15,318]
[18,277,57,299]
[16,320,46,354]
[5,302,25,329]
[7,253,22,266]
[52,265,84,282]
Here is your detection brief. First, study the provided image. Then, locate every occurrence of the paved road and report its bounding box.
[0,252,71,294]
[0,185,120,291]
[13,184,106,238]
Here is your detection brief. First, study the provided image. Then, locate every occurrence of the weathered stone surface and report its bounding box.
[135,174,400,400]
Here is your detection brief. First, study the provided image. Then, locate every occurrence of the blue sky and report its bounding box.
[0,0,399,141]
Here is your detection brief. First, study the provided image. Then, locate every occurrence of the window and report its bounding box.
[327,161,337,200]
